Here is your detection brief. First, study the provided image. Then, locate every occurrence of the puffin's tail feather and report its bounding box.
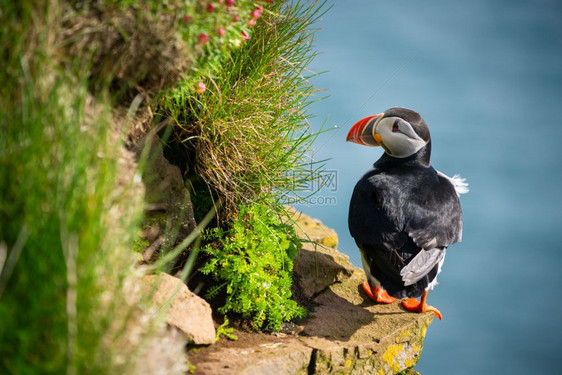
[437,171,469,196]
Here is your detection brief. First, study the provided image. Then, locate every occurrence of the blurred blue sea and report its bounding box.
[296,0,562,373]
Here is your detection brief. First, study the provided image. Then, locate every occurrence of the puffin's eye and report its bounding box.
[392,120,400,132]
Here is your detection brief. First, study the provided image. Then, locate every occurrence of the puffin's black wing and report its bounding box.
[348,164,462,297]
[403,172,463,249]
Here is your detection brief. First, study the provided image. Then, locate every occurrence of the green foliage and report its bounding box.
[162,0,326,333]
[162,0,326,214]
[187,361,197,374]
[0,1,150,374]
[133,237,150,253]
[201,201,306,331]
[0,0,327,372]
[215,316,239,342]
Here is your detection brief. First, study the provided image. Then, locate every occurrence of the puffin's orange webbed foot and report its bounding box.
[401,290,442,320]
[362,281,397,304]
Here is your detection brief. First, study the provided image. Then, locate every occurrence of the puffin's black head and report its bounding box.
[346,107,431,158]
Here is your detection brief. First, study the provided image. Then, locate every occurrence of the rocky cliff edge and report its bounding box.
[188,209,434,375]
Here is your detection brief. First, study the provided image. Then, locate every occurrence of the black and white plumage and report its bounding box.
[347,107,466,315]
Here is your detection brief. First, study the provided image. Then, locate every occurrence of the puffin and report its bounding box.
[347,107,467,319]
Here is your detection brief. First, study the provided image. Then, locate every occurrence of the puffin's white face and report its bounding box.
[373,116,428,158]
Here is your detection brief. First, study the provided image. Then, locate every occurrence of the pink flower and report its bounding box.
[196,82,206,94]
[218,28,226,37]
[251,6,263,20]
[182,14,192,23]
[198,33,209,44]
[241,30,249,42]
[233,14,241,22]
[206,3,215,12]
[226,0,235,7]
[247,19,256,27]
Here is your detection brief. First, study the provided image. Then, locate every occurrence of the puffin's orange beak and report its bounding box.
[346,113,384,146]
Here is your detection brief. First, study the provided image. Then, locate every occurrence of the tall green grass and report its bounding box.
[0,2,151,373]
[163,0,327,215]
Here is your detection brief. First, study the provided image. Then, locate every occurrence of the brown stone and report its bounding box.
[141,273,216,345]
[289,208,354,299]
[294,242,355,299]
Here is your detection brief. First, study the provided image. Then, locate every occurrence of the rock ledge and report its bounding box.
[189,210,433,374]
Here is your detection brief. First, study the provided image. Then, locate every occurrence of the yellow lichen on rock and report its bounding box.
[319,235,339,249]
[376,317,432,375]
[382,344,403,373]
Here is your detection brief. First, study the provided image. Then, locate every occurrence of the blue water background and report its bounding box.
[296,0,562,373]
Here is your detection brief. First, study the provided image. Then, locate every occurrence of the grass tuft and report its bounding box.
[162,0,327,215]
